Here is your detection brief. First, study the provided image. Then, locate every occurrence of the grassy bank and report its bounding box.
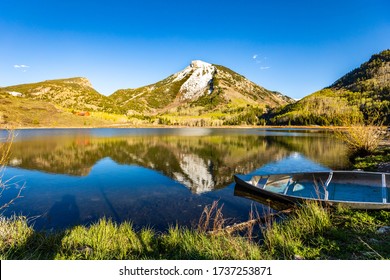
[332,124,389,172]
[1,202,389,260]
[352,147,390,171]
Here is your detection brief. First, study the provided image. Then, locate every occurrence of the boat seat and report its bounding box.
[256,177,269,189]
[250,176,269,189]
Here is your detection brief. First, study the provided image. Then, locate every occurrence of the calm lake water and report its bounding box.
[0,128,350,231]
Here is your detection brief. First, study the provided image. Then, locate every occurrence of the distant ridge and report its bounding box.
[1,77,117,113]
[330,49,390,91]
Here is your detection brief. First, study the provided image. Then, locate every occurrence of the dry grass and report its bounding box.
[197,201,225,233]
[335,124,387,156]
[0,130,14,167]
[0,130,24,211]
[0,94,117,128]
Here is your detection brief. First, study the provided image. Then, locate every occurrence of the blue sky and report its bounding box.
[0,0,389,99]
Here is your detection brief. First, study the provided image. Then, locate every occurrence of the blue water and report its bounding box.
[0,128,349,231]
[250,153,331,175]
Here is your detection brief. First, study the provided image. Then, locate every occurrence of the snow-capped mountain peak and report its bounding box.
[172,60,216,100]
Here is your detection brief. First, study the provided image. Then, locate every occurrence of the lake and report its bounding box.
[0,128,350,231]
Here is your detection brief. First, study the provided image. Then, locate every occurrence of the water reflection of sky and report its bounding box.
[250,153,331,175]
[0,128,348,231]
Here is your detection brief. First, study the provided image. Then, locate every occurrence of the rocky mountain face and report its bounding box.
[175,60,215,101]
[212,64,292,106]
[271,49,390,125]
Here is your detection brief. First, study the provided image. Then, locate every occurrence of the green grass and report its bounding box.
[320,207,390,259]
[0,218,262,260]
[261,202,331,259]
[353,147,390,171]
[1,202,389,260]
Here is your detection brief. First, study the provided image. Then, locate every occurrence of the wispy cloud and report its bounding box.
[252,54,271,70]
[252,54,265,63]
[14,64,30,68]
[14,64,30,72]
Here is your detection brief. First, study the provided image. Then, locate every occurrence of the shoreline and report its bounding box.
[0,124,343,130]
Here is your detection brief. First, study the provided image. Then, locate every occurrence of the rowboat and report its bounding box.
[234,171,390,210]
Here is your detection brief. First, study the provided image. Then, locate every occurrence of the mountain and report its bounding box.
[3,52,388,127]
[1,62,293,127]
[330,50,390,92]
[271,49,390,125]
[1,77,118,113]
[0,92,122,127]
[0,77,126,127]
[110,60,293,125]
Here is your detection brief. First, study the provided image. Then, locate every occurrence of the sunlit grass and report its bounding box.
[1,201,389,260]
[261,202,331,259]
[353,147,390,171]
[335,124,387,156]
[57,220,156,260]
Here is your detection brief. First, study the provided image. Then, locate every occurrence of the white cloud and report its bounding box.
[14,64,30,72]
[252,54,266,64]
[14,64,30,68]
[252,54,271,70]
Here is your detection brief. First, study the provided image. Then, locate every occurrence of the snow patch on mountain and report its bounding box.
[173,60,216,100]
[172,65,193,82]
[7,91,23,97]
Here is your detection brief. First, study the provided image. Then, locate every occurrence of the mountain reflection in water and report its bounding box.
[1,128,350,230]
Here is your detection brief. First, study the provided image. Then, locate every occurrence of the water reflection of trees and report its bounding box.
[7,133,349,193]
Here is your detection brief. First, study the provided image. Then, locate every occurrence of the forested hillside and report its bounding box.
[270,50,390,125]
